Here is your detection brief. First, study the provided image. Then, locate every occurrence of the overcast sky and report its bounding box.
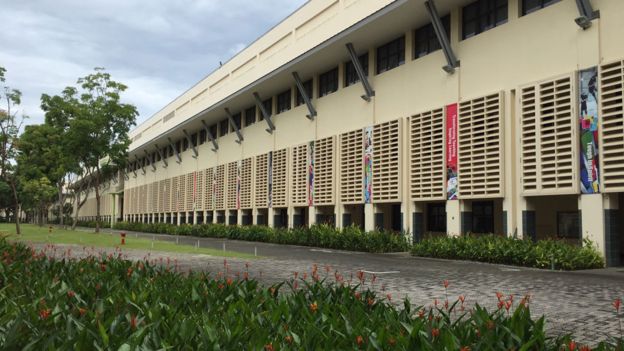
[0,0,307,126]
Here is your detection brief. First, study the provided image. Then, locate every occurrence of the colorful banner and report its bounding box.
[268,151,273,208]
[212,167,216,210]
[446,103,458,200]
[579,67,600,194]
[363,126,373,204]
[236,160,241,210]
[308,141,315,207]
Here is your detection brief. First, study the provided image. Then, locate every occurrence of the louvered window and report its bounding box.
[240,158,253,209]
[227,162,238,209]
[340,129,363,203]
[204,169,214,211]
[373,119,401,202]
[409,108,445,200]
[215,165,226,210]
[273,149,288,208]
[149,182,157,213]
[458,92,504,198]
[163,180,171,212]
[141,185,148,214]
[195,171,204,211]
[255,154,269,207]
[292,144,308,206]
[314,136,335,205]
[520,74,576,194]
[186,173,194,211]
[600,60,624,191]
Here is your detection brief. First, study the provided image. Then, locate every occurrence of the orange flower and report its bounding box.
[285,335,293,344]
[264,343,274,351]
[443,280,449,289]
[78,307,87,316]
[496,291,503,301]
[356,335,364,346]
[431,328,440,338]
[569,341,577,351]
[226,278,233,286]
[39,308,51,320]
[458,295,465,304]
[67,290,75,298]
[614,298,621,313]
[355,292,361,300]
[310,302,318,313]
[579,346,591,351]
[367,297,375,306]
[127,267,133,277]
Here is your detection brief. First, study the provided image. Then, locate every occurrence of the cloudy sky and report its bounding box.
[0,0,307,126]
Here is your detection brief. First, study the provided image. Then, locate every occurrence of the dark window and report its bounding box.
[296,80,313,106]
[462,0,508,40]
[231,112,241,130]
[414,15,451,59]
[557,212,580,239]
[472,201,494,234]
[262,98,272,119]
[345,53,369,87]
[182,138,188,151]
[245,107,256,127]
[376,36,405,74]
[276,89,291,113]
[209,124,218,140]
[191,133,197,147]
[219,119,229,137]
[318,67,338,97]
[199,129,207,144]
[521,0,559,15]
[427,203,447,232]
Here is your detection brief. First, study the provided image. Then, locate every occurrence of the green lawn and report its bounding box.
[0,223,256,259]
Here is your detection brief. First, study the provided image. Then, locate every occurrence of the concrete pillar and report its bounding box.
[364,203,374,232]
[237,209,243,227]
[287,206,295,229]
[177,212,181,226]
[252,208,259,225]
[446,200,461,236]
[412,202,425,243]
[401,201,411,235]
[211,210,217,224]
[268,208,275,228]
[580,194,620,266]
[334,204,344,229]
[308,206,316,228]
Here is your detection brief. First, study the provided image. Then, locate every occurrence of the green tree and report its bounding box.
[65,68,137,233]
[0,66,26,234]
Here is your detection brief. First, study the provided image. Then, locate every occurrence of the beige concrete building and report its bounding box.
[77,0,624,265]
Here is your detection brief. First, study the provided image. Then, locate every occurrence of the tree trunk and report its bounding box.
[95,169,101,233]
[9,179,20,235]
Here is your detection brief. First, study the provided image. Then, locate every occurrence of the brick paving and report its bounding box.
[31,228,624,345]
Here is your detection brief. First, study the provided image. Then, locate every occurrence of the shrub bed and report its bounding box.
[411,234,604,270]
[1,239,615,350]
[113,222,409,253]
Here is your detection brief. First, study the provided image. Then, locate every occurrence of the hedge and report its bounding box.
[113,222,410,253]
[411,234,604,270]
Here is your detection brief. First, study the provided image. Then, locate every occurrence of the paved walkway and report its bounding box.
[38,227,624,344]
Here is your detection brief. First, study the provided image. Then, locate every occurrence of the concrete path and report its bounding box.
[34,227,624,344]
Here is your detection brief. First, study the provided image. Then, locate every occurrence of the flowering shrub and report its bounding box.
[0,239,619,349]
[411,235,604,270]
[113,222,410,253]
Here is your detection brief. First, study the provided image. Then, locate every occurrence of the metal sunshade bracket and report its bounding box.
[135,154,145,175]
[253,92,276,134]
[182,129,198,158]
[292,71,317,119]
[200,119,219,152]
[167,137,182,164]
[224,108,244,144]
[345,43,375,101]
[424,0,460,74]
[155,143,168,168]
[144,149,156,172]
[574,0,599,29]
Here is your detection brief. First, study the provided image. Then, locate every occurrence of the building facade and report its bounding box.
[77,0,624,265]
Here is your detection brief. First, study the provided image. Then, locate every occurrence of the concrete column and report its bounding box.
[401,201,411,234]
[177,212,181,226]
[334,204,344,229]
[412,202,425,243]
[252,208,259,225]
[364,203,374,232]
[237,209,243,227]
[446,200,461,236]
[580,194,620,265]
[308,206,316,228]
[287,206,295,229]
[268,208,275,228]
[211,210,217,224]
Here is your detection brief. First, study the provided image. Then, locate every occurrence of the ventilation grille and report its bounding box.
[273,149,288,208]
[340,129,363,204]
[240,158,253,209]
[184,173,193,211]
[149,182,157,213]
[292,144,308,206]
[132,187,139,214]
[163,179,171,212]
[195,171,204,211]
[409,108,445,201]
[600,60,624,191]
[204,169,214,211]
[314,136,335,205]
[255,154,269,208]
[215,165,226,210]
[158,180,165,213]
[520,75,576,195]
[458,92,504,198]
[172,176,180,212]
[227,162,238,209]
[373,119,401,202]
[140,185,148,214]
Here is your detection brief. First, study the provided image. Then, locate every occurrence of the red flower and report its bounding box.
[443,280,449,289]
[579,346,591,351]
[458,295,465,304]
[460,347,471,351]
[431,328,440,338]
[39,308,51,320]
[264,343,274,351]
[418,310,425,319]
[386,294,392,302]
[356,335,364,346]
[226,278,233,286]
[78,308,87,316]
[496,291,503,301]
[100,264,106,272]
[504,301,512,312]
[357,270,365,282]
[310,302,318,313]
[569,340,577,351]
[127,267,133,277]
[367,297,375,306]
[354,292,361,300]
[130,314,137,330]
[67,290,75,298]
[614,298,621,314]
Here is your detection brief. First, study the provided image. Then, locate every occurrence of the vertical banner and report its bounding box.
[446,103,459,200]
[268,151,273,208]
[236,160,241,210]
[308,141,315,207]
[211,167,216,210]
[579,67,600,194]
[363,126,373,204]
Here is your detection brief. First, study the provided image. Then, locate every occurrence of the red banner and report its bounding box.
[446,103,458,200]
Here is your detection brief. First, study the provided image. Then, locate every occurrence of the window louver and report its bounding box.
[373,119,401,203]
[215,165,226,210]
[292,143,308,206]
[204,169,214,211]
[600,60,624,191]
[273,149,288,208]
[240,158,253,209]
[255,154,269,208]
[227,162,238,209]
[314,136,335,205]
[409,108,445,201]
[340,129,363,204]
